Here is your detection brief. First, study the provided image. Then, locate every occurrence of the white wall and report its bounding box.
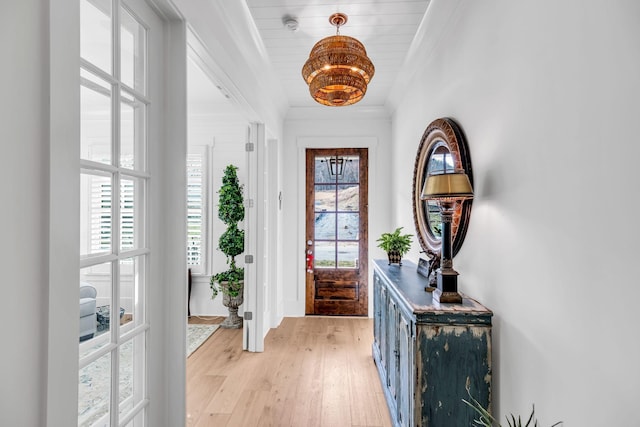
[390,0,640,424]
[282,109,393,316]
[0,2,48,426]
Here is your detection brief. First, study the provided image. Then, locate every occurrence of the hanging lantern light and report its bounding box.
[302,13,375,107]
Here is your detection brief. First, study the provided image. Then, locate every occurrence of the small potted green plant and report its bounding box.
[377,227,413,265]
[210,164,245,329]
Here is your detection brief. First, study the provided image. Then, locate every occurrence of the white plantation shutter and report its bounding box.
[92,178,112,253]
[88,178,136,253]
[187,146,208,273]
[120,179,135,250]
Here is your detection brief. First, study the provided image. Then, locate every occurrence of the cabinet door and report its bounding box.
[397,312,414,427]
[379,284,388,372]
[373,273,381,348]
[386,298,398,402]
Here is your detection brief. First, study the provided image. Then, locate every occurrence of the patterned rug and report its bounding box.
[187,323,219,357]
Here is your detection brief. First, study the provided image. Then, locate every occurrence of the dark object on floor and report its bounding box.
[96,305,125,332]
[188,268,192,317]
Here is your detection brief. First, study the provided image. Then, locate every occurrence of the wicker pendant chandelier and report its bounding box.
[302,13,375,107]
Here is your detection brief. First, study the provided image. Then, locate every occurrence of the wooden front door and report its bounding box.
[305,148,368,316]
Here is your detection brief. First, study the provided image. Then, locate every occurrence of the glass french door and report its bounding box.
[305,148,369,316]
[78,0,155,425]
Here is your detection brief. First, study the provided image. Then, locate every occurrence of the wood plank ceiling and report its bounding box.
[245,0,431,109]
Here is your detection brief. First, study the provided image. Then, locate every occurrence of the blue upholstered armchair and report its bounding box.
[79,282,97,341]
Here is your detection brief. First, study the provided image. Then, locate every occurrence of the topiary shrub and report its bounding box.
[211,165,245,298]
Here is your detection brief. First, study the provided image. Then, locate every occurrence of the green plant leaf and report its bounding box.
[210,267,245,298]
[218,223,244,260]
[218,165,245,225]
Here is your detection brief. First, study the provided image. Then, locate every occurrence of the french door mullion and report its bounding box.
[111,1,122,425]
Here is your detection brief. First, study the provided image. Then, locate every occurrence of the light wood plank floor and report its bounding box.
[186,316,392,427]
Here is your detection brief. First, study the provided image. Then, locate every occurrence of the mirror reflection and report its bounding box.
[412,118,473,257]
[425,145,453,239]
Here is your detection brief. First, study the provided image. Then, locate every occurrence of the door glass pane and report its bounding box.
[337,213,359,240]
[120,256,143,331]
[337,156,359,183]
[81,71,112,165]
[337,242,358,268]
[79,262,113,358]
[314,156,335,183]
[80,0,112,74]
[78,352,111,426]
[81,172,112,257]
[119,333,145,419]
[120,90,146,170]
[315,241,336,269]
[120,7,146,93]
[315,212,336,240]
[312,153,362,272]
[121,176,141,251]
[337,184,358,211]
[314,184,335,212]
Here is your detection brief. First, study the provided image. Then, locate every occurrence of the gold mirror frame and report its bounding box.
[412,118,473,257]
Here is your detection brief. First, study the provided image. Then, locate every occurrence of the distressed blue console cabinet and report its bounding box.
[372,259,493,427]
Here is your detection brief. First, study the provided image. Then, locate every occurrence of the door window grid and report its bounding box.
[79,1,149,425]
[313,155,360,269]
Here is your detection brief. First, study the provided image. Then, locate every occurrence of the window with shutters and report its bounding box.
[187,146,208,274]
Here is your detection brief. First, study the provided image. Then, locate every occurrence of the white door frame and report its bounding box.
[267,137,283,327]
[296,137,379,317]
[244,122,265,352]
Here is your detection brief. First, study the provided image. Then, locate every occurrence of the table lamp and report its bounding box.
[420,171,474,303]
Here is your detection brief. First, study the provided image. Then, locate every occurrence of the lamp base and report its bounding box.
[433,268,462,304]
[432,288,463,304]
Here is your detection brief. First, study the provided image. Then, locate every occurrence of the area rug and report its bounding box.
[187,323,219,357]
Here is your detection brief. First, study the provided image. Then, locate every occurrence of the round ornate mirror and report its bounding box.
[412,118,473,256]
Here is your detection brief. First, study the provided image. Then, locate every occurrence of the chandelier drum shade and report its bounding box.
[302,13,375,107]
